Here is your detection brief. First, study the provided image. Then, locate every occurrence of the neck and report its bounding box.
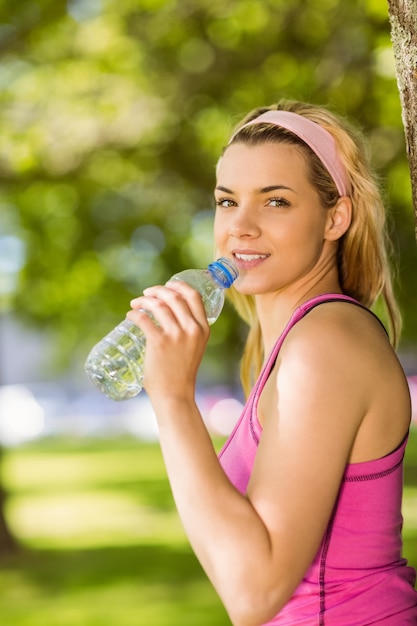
[256,271,342,359]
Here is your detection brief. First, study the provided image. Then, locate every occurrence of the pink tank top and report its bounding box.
[219,294,417,625]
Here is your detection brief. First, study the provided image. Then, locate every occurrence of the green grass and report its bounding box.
[1,429,416,625]
[0,437,230,625]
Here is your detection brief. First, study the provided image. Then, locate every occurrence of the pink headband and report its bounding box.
[229,110,351,197]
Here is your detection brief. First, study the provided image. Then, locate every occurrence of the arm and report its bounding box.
[127,285,368,625]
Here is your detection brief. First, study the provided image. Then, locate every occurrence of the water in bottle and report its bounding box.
[84,257,238,401]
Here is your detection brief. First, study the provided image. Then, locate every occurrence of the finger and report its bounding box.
[130,286,164,308]
[129,295,197,342]
[134,284,207,328]
[163,281,208,320]
[127,294,179,331]
[126,302,163,333]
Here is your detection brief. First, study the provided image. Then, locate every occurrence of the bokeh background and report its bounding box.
[0,1,416,624]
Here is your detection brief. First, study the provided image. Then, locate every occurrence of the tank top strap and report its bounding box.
[256,293,383,391]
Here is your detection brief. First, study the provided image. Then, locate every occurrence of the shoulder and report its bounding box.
[259,302,379,432]
[269,300,394,429]
[280,300,402,395]
[270,299,410,459]
[281,299,392,373]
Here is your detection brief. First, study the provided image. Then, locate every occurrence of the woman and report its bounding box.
[127,100,417,624]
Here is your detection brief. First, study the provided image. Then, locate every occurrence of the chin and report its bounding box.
[233,283,265,297]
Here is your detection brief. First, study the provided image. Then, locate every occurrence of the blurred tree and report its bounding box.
[0,448,17,553]
[0,0,417,552]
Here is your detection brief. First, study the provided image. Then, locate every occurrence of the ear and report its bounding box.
[324,196,352,241]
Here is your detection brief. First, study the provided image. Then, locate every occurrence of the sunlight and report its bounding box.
[0,385,45,446]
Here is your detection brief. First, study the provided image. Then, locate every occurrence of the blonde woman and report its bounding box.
[127,101,417,624]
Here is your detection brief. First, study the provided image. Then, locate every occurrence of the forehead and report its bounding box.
[216,142,310,186]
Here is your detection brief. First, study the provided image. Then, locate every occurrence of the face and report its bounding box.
[214,141,335,297]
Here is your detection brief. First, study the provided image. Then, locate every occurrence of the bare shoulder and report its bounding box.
[292,299,387,351]
[276,300,411,461]
[280,300,397,375]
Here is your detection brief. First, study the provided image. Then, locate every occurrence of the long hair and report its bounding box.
[222,100,401,397]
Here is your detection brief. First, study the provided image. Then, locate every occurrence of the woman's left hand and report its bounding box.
[126,280,210,402]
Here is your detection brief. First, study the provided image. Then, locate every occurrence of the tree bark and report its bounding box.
[0,315,19,554]
[388,0,417,238]
[0,447,19,554]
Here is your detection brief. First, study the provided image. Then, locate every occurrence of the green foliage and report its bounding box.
[0,0,416,381]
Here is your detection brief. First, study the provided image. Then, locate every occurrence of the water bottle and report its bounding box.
[84,257,238,401]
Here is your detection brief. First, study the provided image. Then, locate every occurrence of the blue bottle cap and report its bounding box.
[208,257,239,287]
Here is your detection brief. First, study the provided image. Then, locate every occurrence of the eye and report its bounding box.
[269,197,290,208]
[215,198,236,208]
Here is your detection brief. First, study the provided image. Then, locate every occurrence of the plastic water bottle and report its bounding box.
[84,257,238,401]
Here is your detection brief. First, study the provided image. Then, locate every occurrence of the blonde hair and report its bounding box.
[222,100,401,397]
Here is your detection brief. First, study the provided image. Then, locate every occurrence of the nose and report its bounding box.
[228,206,261,239]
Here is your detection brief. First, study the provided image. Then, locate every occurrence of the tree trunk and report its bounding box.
[0,315,19,554]
[388,0,417,238]
[0,446,19,553]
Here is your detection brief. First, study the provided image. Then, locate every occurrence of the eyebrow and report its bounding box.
[215,184,296,194]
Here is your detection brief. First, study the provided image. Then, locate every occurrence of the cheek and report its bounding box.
[297,207,328,240]
[213,213,225,243]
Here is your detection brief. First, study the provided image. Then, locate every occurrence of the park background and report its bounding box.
[0,0,416,624]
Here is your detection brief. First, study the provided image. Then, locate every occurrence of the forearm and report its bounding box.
[150,397,289,625]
